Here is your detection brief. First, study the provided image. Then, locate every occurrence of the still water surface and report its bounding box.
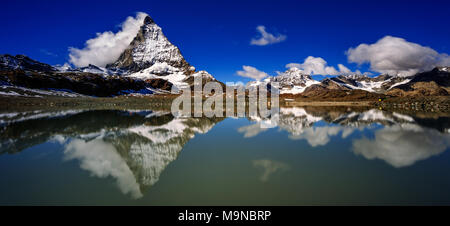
[1,107,450,205]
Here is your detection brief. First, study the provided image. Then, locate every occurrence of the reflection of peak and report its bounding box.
[128,117,216,144]
[331,109,415,127]
[280,107,322,123]
[82,116,223,196]
[278,108,322,136]
[274,107,450,167]
[107,131,185,190]
[117,117,220,190]
[244,107,450,148]
[64,138,144,199]
[0,110,224,198]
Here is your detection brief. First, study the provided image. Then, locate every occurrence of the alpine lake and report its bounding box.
[1,99,450,205]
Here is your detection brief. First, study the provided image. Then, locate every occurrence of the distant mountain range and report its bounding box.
[251,66,450,99]
[0,14,449,99]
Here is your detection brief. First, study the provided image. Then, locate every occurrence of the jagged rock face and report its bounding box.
[0,54,56,72]
[107,16,192,73]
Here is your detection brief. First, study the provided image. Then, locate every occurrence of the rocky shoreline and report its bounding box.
[1,95,449,114]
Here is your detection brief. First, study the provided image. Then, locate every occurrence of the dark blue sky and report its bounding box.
[1,0,449,82]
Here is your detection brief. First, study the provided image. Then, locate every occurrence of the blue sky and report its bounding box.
[1,0,450,82]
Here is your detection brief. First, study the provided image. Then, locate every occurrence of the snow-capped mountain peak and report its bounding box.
[102,14,221,90]
[270,67,320,94]
[107,15,192,74]
[275,67,312,81]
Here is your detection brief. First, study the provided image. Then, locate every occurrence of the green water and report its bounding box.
[1,107,450,205]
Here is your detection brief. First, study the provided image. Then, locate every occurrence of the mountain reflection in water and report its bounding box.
[243,107,450,168]
[1,110,222,199]
[0,107,449,203]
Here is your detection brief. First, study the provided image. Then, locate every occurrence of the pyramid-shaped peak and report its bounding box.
[143,15,155,25]
[107,14,192,73]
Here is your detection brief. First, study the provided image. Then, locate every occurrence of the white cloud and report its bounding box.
[347,35,450,77]
[238,123,269,138]
[64,138,143,199]
[337,64,351,74]
[253,159,290,182]
[353,124,450,168]
[236,65,269,80]
[68,12,148,67]
[286,56,360,76]
[250,25,286,46]
[288,126,343,147]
